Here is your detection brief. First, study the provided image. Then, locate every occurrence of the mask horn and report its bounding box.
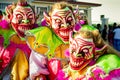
[69,31,74,44]
[74,5,79,15]
[17,0,28,6]
[43,11,51,27]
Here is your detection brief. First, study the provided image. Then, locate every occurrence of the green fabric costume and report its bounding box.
[0,27,15,47]
[96,54,120,73]
[26,27,65,59]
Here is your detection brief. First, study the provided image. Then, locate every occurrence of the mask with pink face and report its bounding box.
[51,7,76,43]
[69,31,95,70]
[44,7,76,43]
[6,1,36,38]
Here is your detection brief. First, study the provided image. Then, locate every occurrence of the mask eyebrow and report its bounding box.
[53,10,72,18]
[26,11,34,16]
[15,10,24,15]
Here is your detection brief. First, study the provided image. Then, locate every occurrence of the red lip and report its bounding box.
[70,59,92,70]
[70,54,92,70]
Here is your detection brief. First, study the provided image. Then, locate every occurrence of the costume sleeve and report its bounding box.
[29,50,49,80]
[0,46,10,75]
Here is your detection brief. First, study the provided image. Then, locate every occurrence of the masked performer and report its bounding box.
[25,1,120,80]
[0,0,47,80]
[25,1,81,79]
[57,29,120,80]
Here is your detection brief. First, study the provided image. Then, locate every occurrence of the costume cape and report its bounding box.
[26,26,68,59]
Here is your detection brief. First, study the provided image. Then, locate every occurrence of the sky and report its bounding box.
[77,0,120,24]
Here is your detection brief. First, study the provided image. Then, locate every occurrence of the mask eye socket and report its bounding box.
[79,48,89,57]
[16,14,23,23]
[55,19,61,24]
[67,16,73,25]
[28,14,34,20]
[17,14,23,20]
[71,50,76,56]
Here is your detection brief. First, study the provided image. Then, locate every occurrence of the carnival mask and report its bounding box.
[69,32,95,70]
[44,7,76,43]
[10,3,36,38]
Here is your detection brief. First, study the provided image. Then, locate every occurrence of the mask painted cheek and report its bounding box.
[52,23,60,29]
[31,19,35,24]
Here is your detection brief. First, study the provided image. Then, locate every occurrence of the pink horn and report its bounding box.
[69,31,74,43]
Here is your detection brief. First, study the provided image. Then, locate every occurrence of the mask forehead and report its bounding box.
[13,5,33,14]
[51,7,73,17]
[70,37,94,52]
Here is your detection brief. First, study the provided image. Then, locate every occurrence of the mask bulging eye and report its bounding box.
[17,14,23,20]
[16,14,23,23]
[28,14,33,20]
[55,19,61,23]
[83,48,89,53]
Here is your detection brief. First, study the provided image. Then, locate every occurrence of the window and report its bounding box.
[0,3,11,11]
[37,6,48,15]
[36,6,48,21]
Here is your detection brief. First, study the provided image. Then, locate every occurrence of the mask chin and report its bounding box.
[62,39,69,44]
[11,23,25,38]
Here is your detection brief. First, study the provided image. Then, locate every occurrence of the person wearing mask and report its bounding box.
[25,1,120,80]
[0,0,42,79]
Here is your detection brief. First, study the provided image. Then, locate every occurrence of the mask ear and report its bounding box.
[5,3,15,22]
[95,45,107,58]
[73,5,79,19]
[35,13,39,21]
[69,31,74,44]
[43,11,51,27]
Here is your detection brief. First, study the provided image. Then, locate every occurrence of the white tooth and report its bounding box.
[77,63,79,66]
[60,32,62,36]
[79,61,83,65]
[75,62,77,66]
[79,62,81,65]
[73,63,75,66]
[62,32,64,36]
[64,33,66,36]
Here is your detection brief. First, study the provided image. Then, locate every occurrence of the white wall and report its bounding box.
[77,0,120,24]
